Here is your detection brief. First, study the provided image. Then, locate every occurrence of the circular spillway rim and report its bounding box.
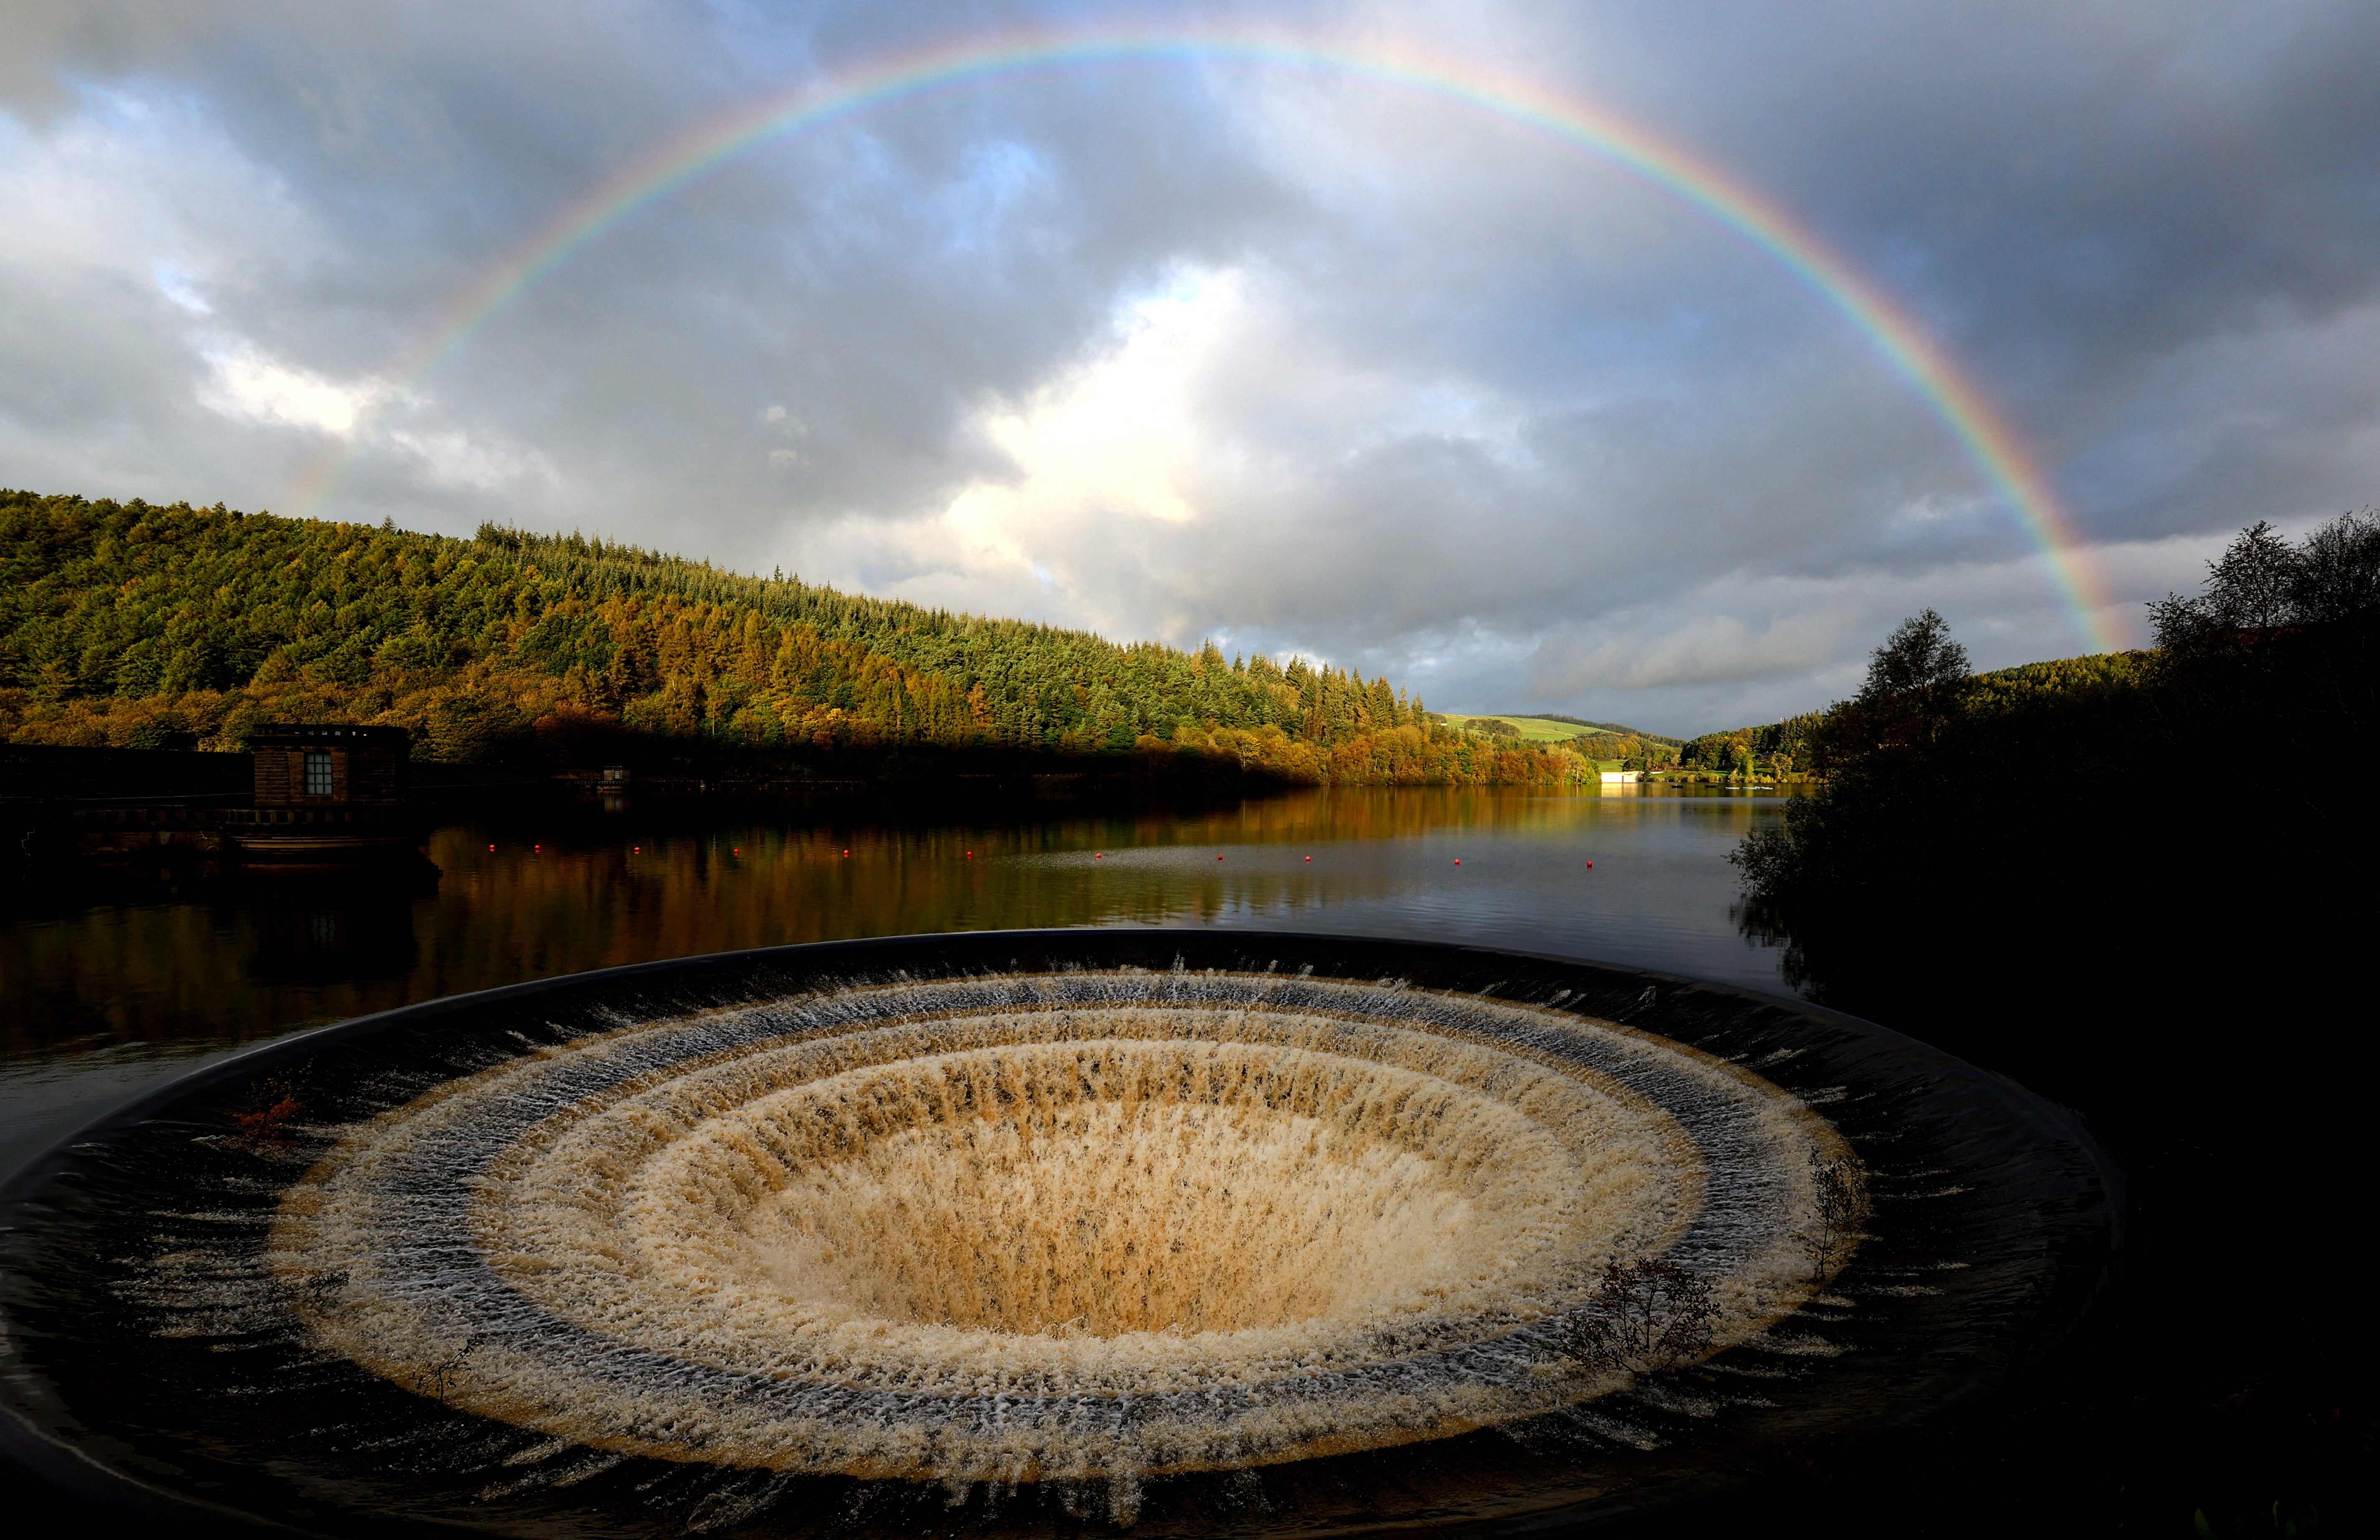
[0,929,2125,1536]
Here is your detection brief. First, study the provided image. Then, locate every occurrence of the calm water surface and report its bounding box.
[0,785,1792,1175]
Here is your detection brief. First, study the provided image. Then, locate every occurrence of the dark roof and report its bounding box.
[247,725,411,750]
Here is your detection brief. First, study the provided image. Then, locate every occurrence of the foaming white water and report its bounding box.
[272,976,1848,1485]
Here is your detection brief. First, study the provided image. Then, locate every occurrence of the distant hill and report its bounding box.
[1441,714,1573,743]
[0,488,1600,789]
[1437,719,1685,757]
[1488,712,1683,746]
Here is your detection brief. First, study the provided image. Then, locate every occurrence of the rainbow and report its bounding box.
[295,28,2120,652]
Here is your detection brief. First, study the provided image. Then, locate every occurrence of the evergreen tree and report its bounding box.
[0,488,1603,788]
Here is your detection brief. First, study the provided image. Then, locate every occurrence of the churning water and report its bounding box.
[270,976,1841,1497]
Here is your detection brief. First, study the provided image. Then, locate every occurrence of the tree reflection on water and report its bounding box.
[1,784,1786,1068]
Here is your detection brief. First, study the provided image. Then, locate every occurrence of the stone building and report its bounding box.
[250,725,410,806]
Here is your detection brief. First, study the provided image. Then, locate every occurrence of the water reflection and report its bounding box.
[0,786,1792,1170]
[245,870,434,982]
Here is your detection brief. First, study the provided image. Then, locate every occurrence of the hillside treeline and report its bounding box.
[0,491,1593,787]
[1731,509,2379,962]
[1571,731,1674,767]
[1677,651,2158,779]
[1680,715,1824,776]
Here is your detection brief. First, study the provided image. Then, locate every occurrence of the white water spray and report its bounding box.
[272,973,1849,1489]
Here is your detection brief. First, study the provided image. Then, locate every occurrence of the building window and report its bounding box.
[304,750,333,796]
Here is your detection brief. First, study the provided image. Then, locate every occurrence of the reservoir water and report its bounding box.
[0,785,1790,1178]
[8,780,2347,1535]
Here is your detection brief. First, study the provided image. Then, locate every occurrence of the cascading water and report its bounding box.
[0,932,2118,1535]
[276,979,1845,1490]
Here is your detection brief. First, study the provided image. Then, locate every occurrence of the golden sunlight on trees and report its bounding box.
[0,489,1605,786]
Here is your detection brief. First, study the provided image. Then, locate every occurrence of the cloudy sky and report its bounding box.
[3,1,2374,732]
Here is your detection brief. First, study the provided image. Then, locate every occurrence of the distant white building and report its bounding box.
[1597,767,1639,785]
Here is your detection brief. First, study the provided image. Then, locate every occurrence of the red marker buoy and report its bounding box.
[842,849,851,857]
[1304,856,1312,862]
[1095,853,1102,859]
[1454,859,1461,866]
[1586,861,1593,868]
[1217,854,1225,861]
[966,851,973,859]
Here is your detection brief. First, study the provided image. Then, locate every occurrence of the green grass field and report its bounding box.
[1442,713,1682,746]
[1442,715,1600,742]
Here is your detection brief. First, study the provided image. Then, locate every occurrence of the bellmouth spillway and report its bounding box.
[0,931,2118,1535]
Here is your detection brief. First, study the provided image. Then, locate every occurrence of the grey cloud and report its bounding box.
[2,0,2374,735]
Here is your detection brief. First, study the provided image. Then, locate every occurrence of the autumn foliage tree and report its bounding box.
[0,489,1602,787]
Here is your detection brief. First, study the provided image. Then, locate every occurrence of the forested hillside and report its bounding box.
[1676,651,2153,778]
[0,490,1592,787]
[1733,513,2378,913]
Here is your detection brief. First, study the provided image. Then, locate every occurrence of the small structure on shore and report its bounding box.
[250,725,410,807]
[236,725,417,865]
[5,726,421,867]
